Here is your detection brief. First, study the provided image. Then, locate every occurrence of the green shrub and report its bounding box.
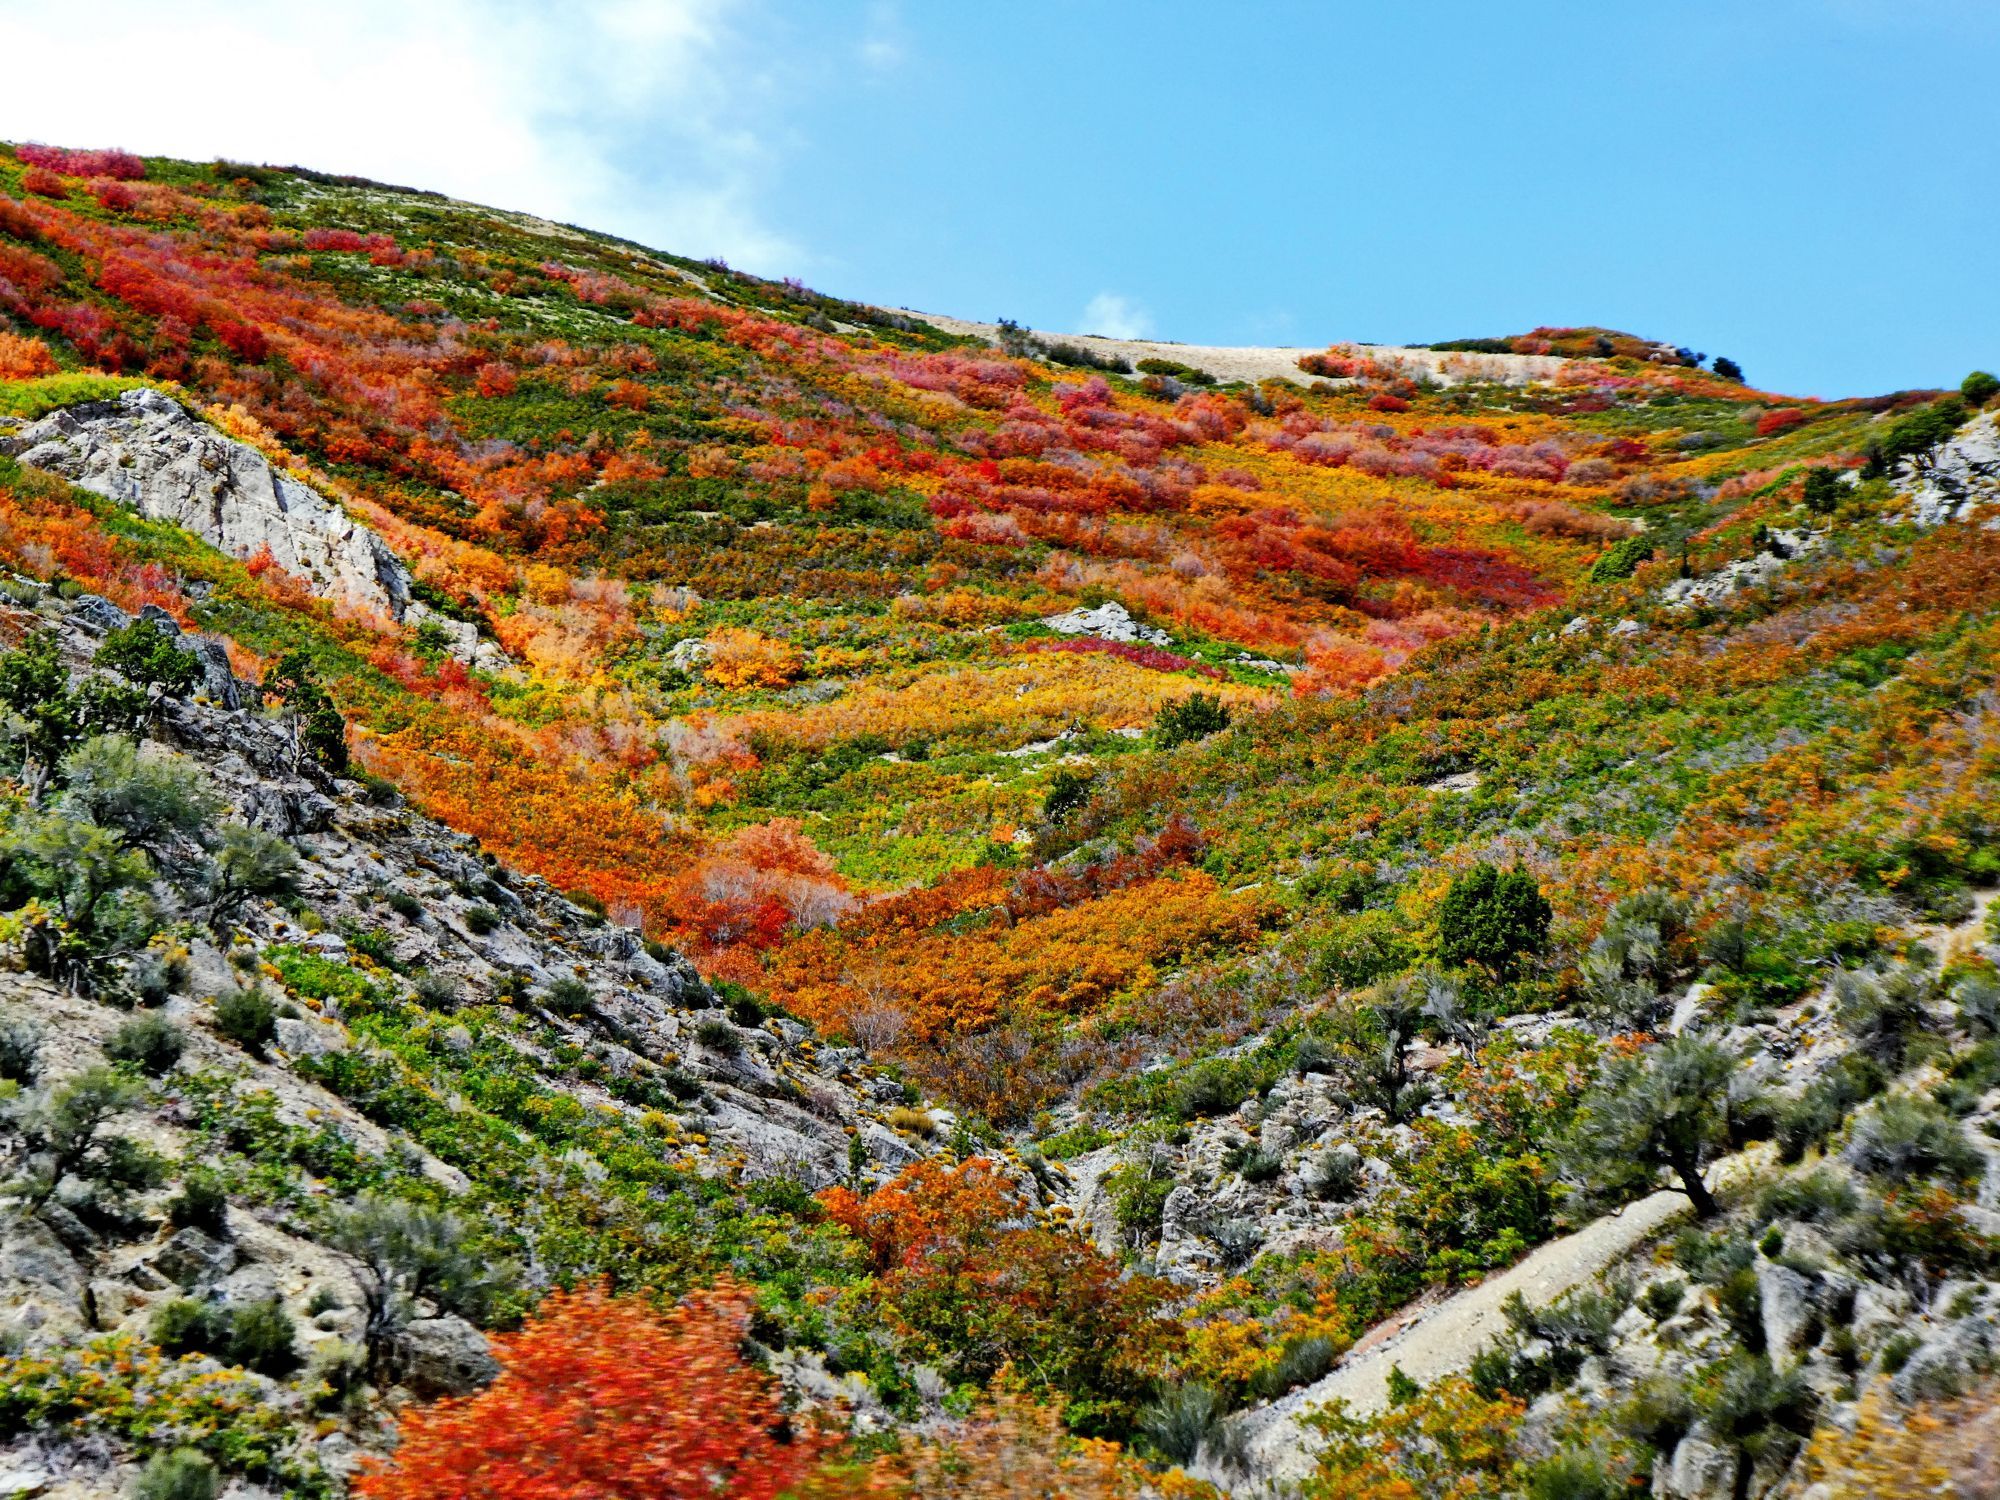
[544,976,591,1012]
[152,1297,232,1358]
[105,1012,187,1077]
[135,1449,218,1500]
[462,905,499,936]
[1154,692,1229,749]
[1640,1278,1686,1321]
[1224,1142,1283,1184]
[1172,1065,1244,1121]
[1587,534,1654,582]
[1309,909,1416,989]
[1306,1148,1363,1202]
[411,969,460,1010]
[212,989,277,1055]
[384,889,424,921]
[225,1297,300,1376]
[1844,1093,1984,1186]
[1961,370,1999,408]
[1436,863,1551,980]
[167,1168,229,1236]
[694,1017,741,1055]
[1137,1382,1230,1466]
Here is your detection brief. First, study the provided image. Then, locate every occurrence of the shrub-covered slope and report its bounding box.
[1,140,1999,1499]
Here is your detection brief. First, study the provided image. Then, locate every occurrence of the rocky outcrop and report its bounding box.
[1040,600,1172,647]
[1903,410,2000,527]
[5,390,412,621]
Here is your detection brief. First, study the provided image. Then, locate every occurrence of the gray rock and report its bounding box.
[274,1017,348,1058]
[0,1470,50,1497]
[1756,1263,1821,1369]
[1040,600,1171,647]
[1656,1434,1738,1500]
[392,1315,500,1396]
[188,637,243,710]
[0,1213,84,1303]
[13,390,413,619]
[151,1227,238,1288]
[68,594,132,635]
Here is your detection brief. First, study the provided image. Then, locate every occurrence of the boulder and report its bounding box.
[1040,600,1171,647]
[1656,1434,1738,1500]
[1756,1263,1821,1369]
[68,594,132,635]
[151,1227,238,1288]
[392,1315,500,1396]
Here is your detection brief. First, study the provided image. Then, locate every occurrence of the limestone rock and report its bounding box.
[392,1315,500,1396]
[10,390,413,620]
[1656,1434,1738,1500]
[1040,600,1171,647]
[1756,1263,1821,1369]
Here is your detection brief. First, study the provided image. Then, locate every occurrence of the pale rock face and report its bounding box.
[1040,600,1172,647]
[7,390,413,621]
[1903,410,2000,527]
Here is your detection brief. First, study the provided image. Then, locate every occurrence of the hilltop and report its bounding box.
[0,140,1998,1499]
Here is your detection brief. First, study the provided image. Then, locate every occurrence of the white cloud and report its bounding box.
[0,0,803,272]
[857,0,906,71]
[1080,292,1154,341]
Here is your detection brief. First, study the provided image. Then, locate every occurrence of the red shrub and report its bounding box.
[20,169,67,200]
[16,145,145,179]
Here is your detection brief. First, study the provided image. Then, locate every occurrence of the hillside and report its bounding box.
[0,140,1998,1499]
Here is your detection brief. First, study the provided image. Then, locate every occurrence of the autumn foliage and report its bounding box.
[354,1282,830,1500]
[819,1158,1180,1428]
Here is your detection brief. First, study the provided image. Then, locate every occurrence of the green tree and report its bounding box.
[204,824,301,932]
[57,735,220,860]
[261,651,348,774]
[1563,1034,1745,1218]
[92,621,202,706]
[1041,767,1094,822]
[1801,468,1843,516]
[1711,357,1743,383]
[1435,863,1552,980]
[1961,370,1999,408]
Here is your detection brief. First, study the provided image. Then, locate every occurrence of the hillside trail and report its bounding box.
[891,310,1569,388]
[1229,1147,1770,1492]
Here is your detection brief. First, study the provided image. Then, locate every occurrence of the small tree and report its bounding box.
[327,1193,512,1372]
[1337,974,1432,1124]
[58,736,220,860]
[1802,468,1843,516]
[1712,356,1744,383]
[261,651,348,774]
[92,621,202,710]
[1563,1034,1745,1218]
[1435,863,1551,980]
[1962,370,1999,408]
[204,825,301,932]
[1154,692,1231,749]
[3,1064,166,1212]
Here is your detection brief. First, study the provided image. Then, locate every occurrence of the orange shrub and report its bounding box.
[706,626,803,689]
[355,1281,831,1500]
[0,332,58,379]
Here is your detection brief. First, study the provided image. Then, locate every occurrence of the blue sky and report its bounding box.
[1,0,1994,396]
